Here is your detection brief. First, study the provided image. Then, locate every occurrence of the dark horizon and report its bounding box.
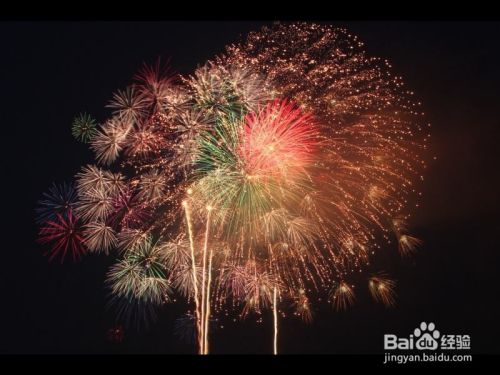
[1,21,499,355]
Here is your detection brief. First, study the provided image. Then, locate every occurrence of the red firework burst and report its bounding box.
[106,325,125,343]
[134,60,175,112]
[37,209,86,263]
[240,100,318,179]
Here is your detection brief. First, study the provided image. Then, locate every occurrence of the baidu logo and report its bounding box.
[384,322,470,351]
[414,322,440,350]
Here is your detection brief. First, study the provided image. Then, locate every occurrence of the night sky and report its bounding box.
[1,21,499,355]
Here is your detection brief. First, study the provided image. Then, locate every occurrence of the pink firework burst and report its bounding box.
[108,186,151,229]
[240,100,318,179]
[37,209,86,263]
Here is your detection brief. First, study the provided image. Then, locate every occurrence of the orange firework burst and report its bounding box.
[369,274,397,307]
[330,282,356,311]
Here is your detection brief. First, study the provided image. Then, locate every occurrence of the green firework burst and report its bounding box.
[71,112,98,143]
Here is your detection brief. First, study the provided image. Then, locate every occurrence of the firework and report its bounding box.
[117,228,149,253]
[188,99,319,266]
[91,119,131,165]
[391,216,421,256]
[75,164,108,194]
[37,209,86,262]
[75,187,114,223]
[134,60,175,112]
[238,261,278,317]
[124,122,166,159]
[83,221,117,254]
[185,62,272,117]
[398,234,422,256]
[369,274,396,307]
[163,237,200,298]
[241,100,317,177]
[106,325,124,343]
[36,22,429,354]
[107,86,149,124]
[75,165,126,198]
[292,289,313,324]
[35,182,77,224]
[222,22,428,264]
[106,235,171,303]
[72,112,98,143]
[172,110,211,170]
[330,282,356,311]
[108,186,150,229]
[137,170,166,203]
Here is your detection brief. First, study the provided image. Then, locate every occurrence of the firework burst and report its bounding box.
[398,234,422,256]
[330,282,356,311]
[83,221,117,254]
[107,86,149,124]
[72,112,98,143]
[36,22,429,354]
[369,274,397,307]
[106,235,171,303]
[91,119,131,165]
[36,182,78,224]
[292,289,313,324]
[37,209,86,262]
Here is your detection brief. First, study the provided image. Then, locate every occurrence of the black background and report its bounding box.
[1,21,499,355]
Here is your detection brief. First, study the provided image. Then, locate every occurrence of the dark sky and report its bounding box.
[1,21,499,355]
